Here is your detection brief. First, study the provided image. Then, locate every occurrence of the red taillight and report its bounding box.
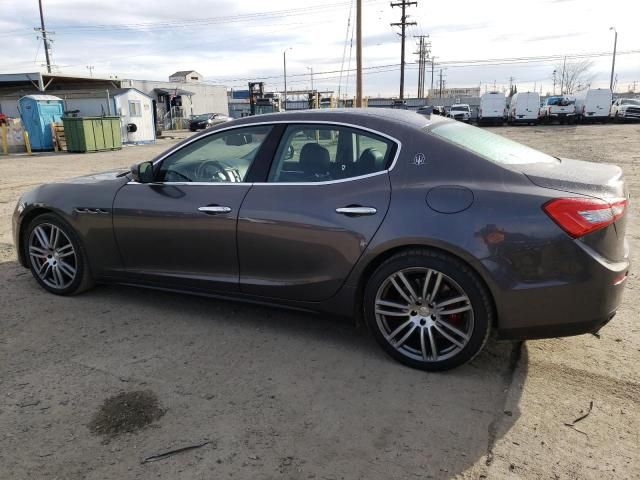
[543,197,628,238]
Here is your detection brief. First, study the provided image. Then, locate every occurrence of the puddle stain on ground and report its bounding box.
[88,390,165,437]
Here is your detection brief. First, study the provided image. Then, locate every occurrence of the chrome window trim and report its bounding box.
[126,120,402,187]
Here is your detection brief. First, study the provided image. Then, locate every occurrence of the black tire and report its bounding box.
[363,249,493,371]
[24,213,95,295]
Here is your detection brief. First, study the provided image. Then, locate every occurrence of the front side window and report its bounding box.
[157,125,272,183]
[268,124,394,183]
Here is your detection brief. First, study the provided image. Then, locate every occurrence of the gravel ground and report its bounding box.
[0,123,638,479]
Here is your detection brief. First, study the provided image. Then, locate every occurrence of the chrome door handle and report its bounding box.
[335,206,377,216]
[198,206,232,214]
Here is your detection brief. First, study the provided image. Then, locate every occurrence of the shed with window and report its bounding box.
[111,88,155,144]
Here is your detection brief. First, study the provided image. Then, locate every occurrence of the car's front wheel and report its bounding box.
[364,249,492,371]
[24,213,94,295]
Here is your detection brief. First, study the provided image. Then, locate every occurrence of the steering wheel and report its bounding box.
[195,160,241,182]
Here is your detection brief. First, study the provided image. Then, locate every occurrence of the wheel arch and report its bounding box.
[353,242,499,329]
[17,207,58,267]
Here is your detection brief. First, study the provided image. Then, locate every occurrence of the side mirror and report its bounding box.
[285,144,295,160]
[130,161,154,183]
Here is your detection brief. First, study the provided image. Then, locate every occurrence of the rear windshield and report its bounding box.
[430,122,556,165]
[451,106,468,111]
[622,99,640,105]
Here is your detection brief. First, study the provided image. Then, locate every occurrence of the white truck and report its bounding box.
[508,92,540,125]
[478,92,506,125]
[575,88,612,123]
[539,95,576,124]
[610,98,640,122]
[447,104,471,123]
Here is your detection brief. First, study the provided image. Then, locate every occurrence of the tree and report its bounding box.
[554,59,595,94]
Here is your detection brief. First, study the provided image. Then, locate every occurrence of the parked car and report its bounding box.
[447,104,471,122]
[508,92,540,124]
[539,96,576,124]
[478,92,506,125]
[575,88,612,123]
[416,105,434,116]
[189,113,230,131]
[610,98,640,122]
[12,110,629,371]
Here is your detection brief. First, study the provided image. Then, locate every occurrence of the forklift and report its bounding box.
[249,82,281,115]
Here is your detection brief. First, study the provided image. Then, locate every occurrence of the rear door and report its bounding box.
[237,123,398,301]
[112,124,276,292]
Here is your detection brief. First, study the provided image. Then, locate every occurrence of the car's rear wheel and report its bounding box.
[364,250,492,371]
[25,213,94,295]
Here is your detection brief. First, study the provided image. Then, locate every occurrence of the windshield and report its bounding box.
[451,106,469,111]
[192,114,210,121]
[622,99,640,106]
[546,96,574,106]
[430,122,556,165]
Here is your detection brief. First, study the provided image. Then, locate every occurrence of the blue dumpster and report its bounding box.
[18,95,64,151]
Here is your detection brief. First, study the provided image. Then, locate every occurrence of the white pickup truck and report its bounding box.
[447,104,471,123]
[539,96,576,124]
[611,98,640,122]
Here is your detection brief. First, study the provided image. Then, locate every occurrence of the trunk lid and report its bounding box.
[518,158,629,261]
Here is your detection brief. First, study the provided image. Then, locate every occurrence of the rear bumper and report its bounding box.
[488,237,630,341]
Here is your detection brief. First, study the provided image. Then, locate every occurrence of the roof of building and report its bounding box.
[19,94,63,101]
[169,70,199,77]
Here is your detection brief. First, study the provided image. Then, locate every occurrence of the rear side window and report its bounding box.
[430,122,556,165]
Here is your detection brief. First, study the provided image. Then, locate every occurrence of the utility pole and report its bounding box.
[430,56,436,97]
[86,65,95,77]
[560,56,566,94]
[356,0,363,107]
[438,69,443,98]
[552,69,557,95]
[283,47,292,111]
[36,0,52,73]
[391,0,417,100]
[609,27,618,91]
[306,66,314,92]
[414,35,430,98]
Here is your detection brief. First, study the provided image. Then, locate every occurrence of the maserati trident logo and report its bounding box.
[413,153,426,165]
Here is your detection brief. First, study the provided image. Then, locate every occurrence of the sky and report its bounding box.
[1,0,639,97]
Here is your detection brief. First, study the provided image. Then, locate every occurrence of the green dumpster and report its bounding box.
[62,116,122,152]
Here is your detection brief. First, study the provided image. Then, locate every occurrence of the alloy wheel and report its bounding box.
[374,267,474,362]
[28,223,77,290]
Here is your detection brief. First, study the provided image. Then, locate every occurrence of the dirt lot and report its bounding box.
[1,124,638,479]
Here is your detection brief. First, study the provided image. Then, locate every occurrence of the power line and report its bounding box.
[0,0,386,38]
[390,0,417,99]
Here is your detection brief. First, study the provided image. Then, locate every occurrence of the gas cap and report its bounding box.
[426,186,474,214]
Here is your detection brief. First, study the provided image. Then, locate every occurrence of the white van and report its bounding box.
[575,88,612,123]
[478,92,506,125]
[508,92,540,124]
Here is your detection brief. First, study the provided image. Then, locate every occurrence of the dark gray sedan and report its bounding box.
[12,109,630,371]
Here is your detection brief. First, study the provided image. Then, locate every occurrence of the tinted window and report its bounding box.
[268,124,394,183]
[430,122,556,165]
[158,126,272,183]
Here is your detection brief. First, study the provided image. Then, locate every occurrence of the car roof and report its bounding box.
[226,108,449,132]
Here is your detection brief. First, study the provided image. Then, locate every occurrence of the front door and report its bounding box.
[113,124,274,292]
[238,123,397,301]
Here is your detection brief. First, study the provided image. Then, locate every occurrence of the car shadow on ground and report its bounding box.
[1,260,528,479]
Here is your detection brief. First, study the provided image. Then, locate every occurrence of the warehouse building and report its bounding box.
[0,71,228,130]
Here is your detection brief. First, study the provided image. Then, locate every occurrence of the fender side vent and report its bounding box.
[74,208,110,214]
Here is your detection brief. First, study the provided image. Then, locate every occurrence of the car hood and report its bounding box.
[57,169,129,185]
